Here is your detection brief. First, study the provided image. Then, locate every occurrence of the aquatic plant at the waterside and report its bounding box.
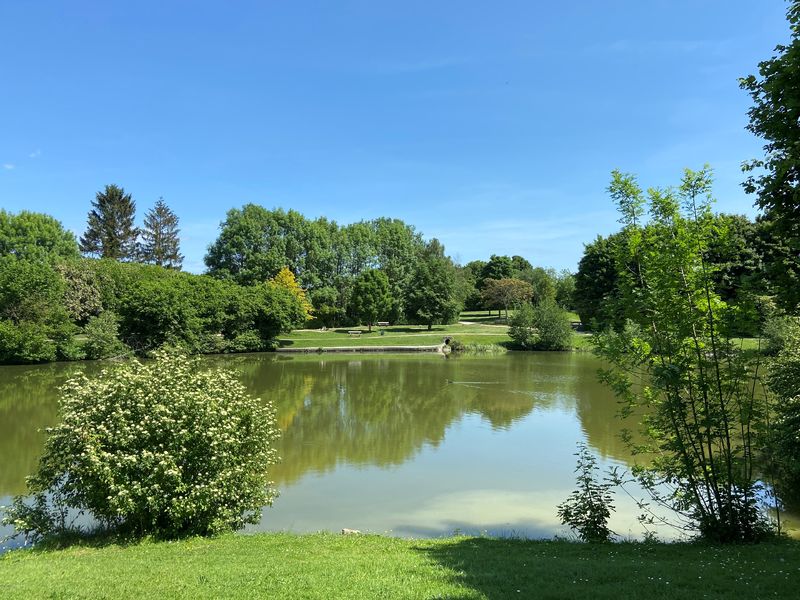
[2,350,280,542]
[557,443,616,543]
[447,339,507,355]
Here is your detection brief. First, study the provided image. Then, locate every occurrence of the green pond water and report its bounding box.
[1,352,795,542]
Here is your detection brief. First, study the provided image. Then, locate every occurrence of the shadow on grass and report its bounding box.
[414,537,570,599]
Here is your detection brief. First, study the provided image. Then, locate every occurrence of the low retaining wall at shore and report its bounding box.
[276,344,445,354]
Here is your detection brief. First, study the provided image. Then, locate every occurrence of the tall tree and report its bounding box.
[349,269,391,332]
[741,1,800,311]
[80,185,138,260]
[140,198,183,269]
[480,278,534,320]
[405,239,461,331]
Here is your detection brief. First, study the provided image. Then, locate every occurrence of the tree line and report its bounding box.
[0,209,308,364]
[0,193,577,363]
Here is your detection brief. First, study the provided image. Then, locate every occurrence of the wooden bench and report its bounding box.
[347,330,362,337]
[377,321,390,328]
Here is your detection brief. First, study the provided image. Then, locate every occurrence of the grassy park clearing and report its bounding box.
[1,533,799,599]
[277,310,593,351]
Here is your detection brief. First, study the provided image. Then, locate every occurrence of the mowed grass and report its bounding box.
[278,322,512,349]
[1,533,799,599]
[278,315,759,353]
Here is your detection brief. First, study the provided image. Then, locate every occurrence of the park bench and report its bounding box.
[377,321,390,328]
[348,330,362,337]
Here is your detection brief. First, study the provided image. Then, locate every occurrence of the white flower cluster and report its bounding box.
[6,350,280,539]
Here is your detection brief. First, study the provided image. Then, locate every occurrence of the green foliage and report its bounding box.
[3,351,280,541]
[204,207,428,322]
[84,260,304,356]
[350,270,391,331]
[763,314,800,355]
[740,2,800,311]
[594,167,773,542]
[508,303,537,348]
[308,286,344,328]
[55,259,103,324]
[509,299,573,350]
[405,240,461,330]
[480,254,513,284]
[0,210,79,261]
[574,234,624,330]
[139,198,183,269]
[767,321,800,502]
[83,312,129,360]
[0,257,77,363]
[555,270,576,309]
[520,266,558,305]
[557,443,615,542]
[80,185,139,261]
[0,320,58,364]
[480,278,533,319]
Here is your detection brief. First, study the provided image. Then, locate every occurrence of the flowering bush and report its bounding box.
[3,350,279,540]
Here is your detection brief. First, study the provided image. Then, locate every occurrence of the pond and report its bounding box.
[1,352,795,544]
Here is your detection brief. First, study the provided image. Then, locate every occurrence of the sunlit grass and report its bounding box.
[1,533,798,599]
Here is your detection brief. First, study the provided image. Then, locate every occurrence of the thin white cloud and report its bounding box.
[28,149,42,158]
[2,163,15,170]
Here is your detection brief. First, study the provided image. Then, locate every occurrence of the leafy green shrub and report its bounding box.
[768,325,800,503]
[83,311,128,359]
[557,443,615,542]
[509,300,573,350]
[508,303,537,348]
[0,320,57,363]
[3,351,280,541]
[763,315,800,355]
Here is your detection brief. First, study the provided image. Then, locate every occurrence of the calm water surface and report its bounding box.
[1,352,795,543]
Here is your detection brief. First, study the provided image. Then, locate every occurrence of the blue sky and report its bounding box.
[0,1,790,272]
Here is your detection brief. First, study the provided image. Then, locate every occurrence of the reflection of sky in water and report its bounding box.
[2,352,797,547]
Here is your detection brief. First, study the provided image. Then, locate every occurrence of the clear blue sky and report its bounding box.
[0,1,790,272]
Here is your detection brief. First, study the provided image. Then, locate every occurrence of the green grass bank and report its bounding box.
[1,533,799,599]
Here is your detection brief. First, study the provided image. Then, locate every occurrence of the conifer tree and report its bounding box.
[80,184,139,260]
[140,198,183,269]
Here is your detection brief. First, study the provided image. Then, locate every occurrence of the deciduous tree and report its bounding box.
[350,270,391,332]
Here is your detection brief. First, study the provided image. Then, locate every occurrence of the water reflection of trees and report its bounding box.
[0,362,102,495]
[224,353,623,486]
[2,353,641,496]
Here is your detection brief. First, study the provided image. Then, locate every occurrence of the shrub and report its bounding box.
[508,303,537,348]
[509,300,573,350]
[3,351,280,541]
[0,320,57,363]
[763,315,800,355]
[768,325,800,503]
[557,443,615,542]
[83,311,128,360]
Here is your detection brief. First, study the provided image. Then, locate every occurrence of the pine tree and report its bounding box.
[140,198,183,269]
[80,184,139,260]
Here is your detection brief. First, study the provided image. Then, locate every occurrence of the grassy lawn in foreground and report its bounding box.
[1,533,798,599]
